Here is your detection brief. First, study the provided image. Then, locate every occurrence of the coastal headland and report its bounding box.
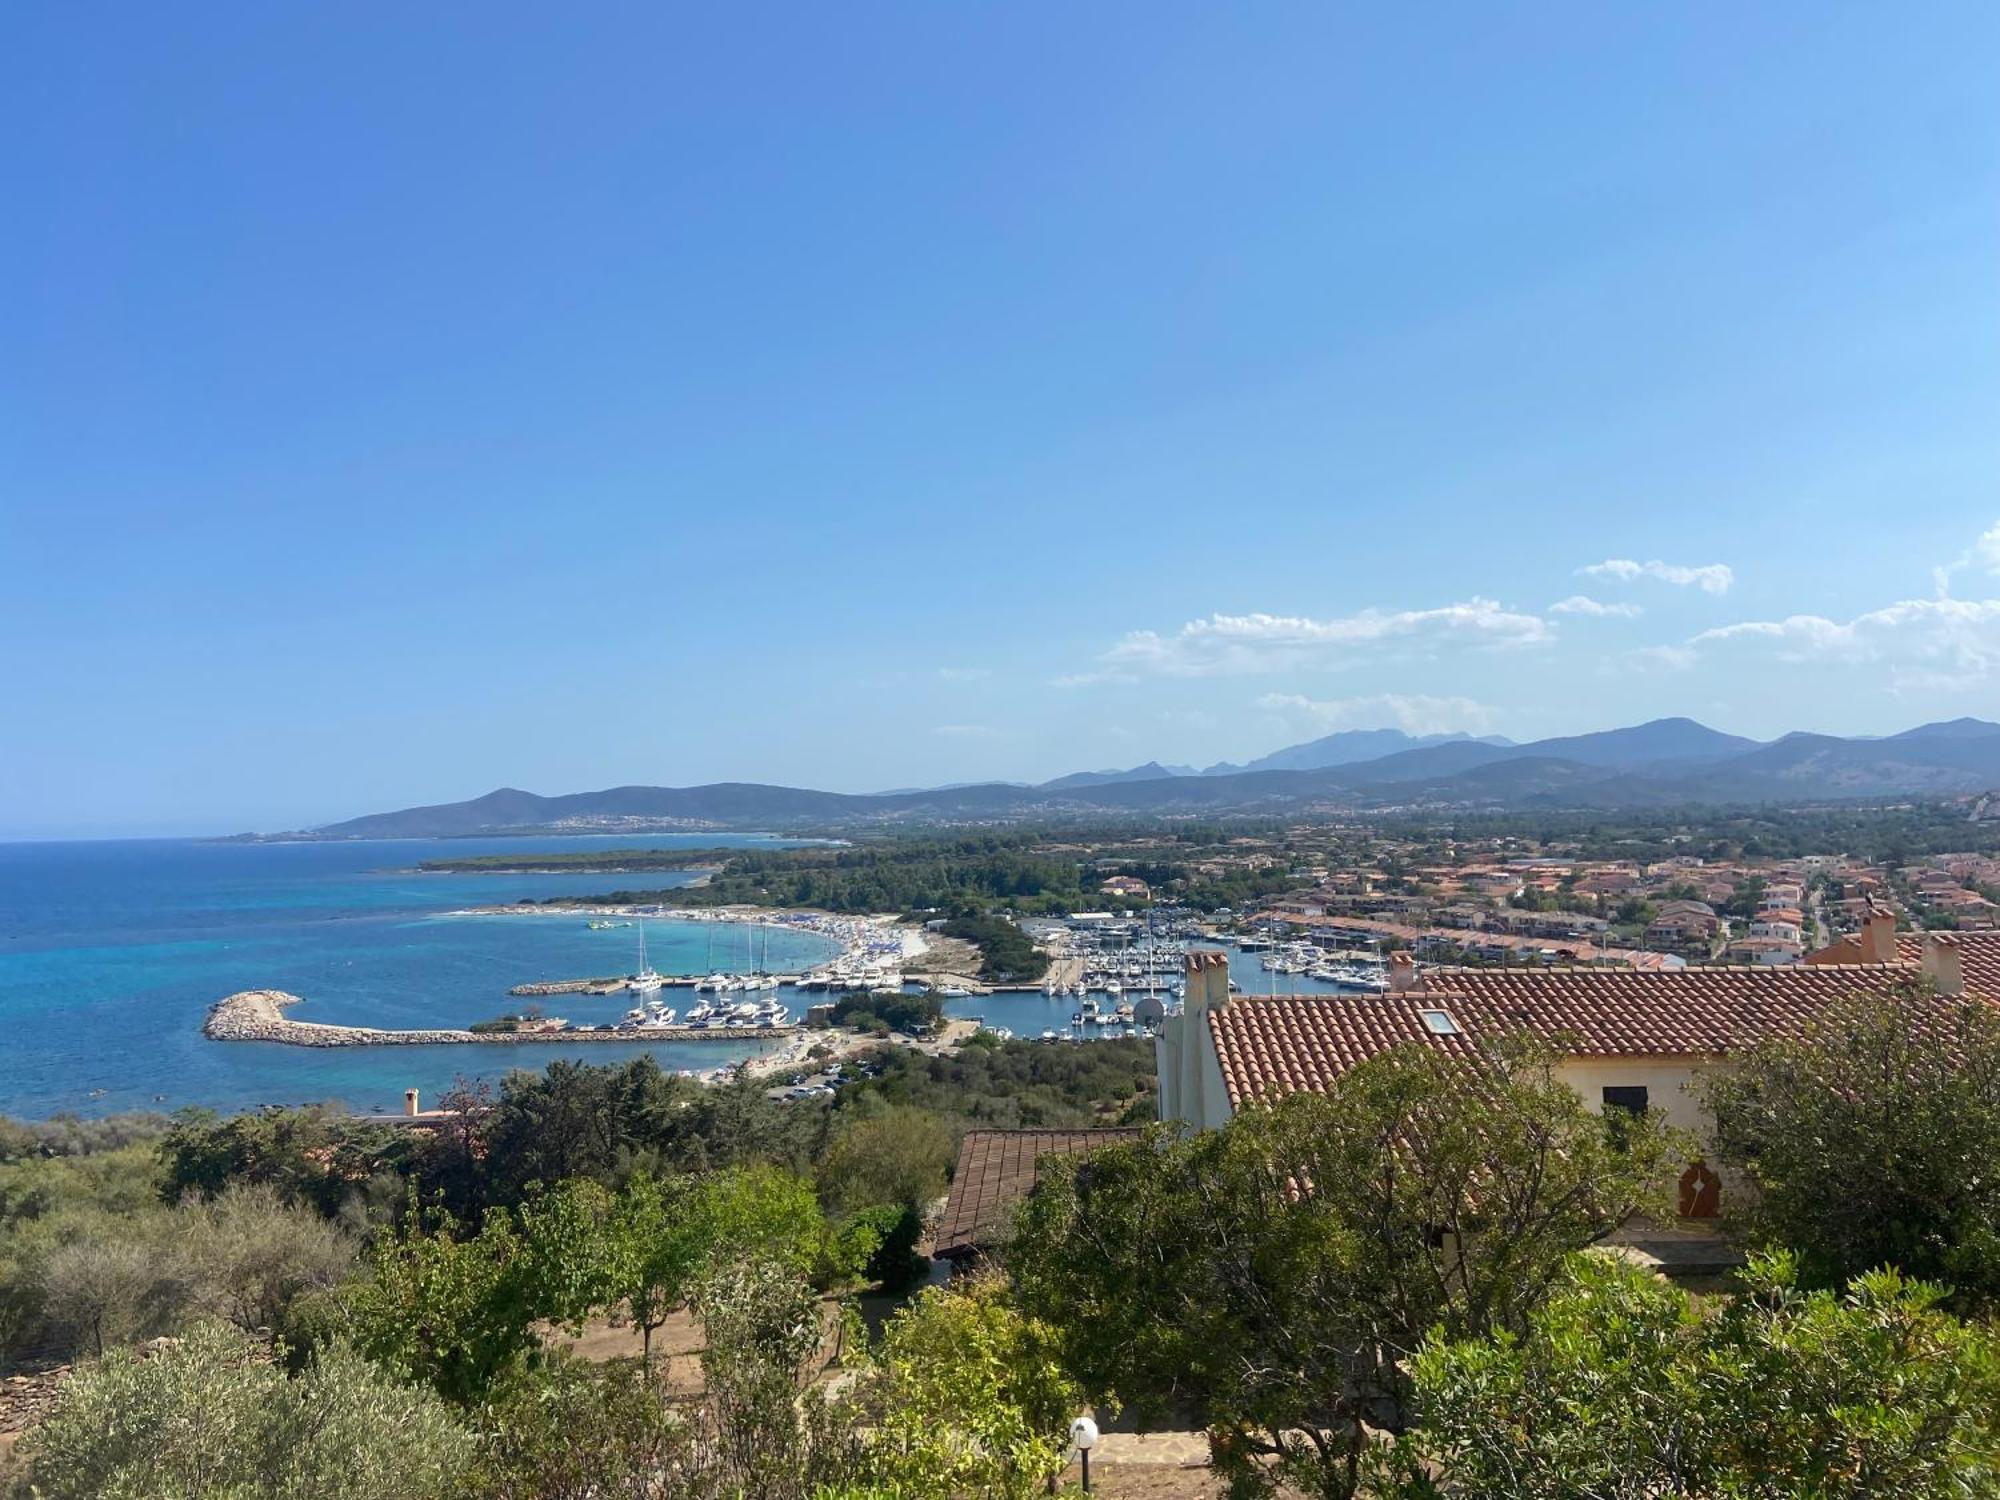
[204,990,795,1046]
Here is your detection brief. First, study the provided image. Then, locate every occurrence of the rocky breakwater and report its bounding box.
[204,990,795,1046]
[205,990,480,1046]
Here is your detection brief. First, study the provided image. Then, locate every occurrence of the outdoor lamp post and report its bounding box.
[1070,1415,1100,1493]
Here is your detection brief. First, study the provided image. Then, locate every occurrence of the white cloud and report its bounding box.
[1934,521,2000,596]
[1979,523,2000,573]
[1067,599,1552,682]
[1625,644,1698,672]
[1580,558,1734,594]
[936,666,991,683]
[1550,594,1643,618]
[1257,692,1498,736]
[1689,596,2000,689]
[930,723,997,738]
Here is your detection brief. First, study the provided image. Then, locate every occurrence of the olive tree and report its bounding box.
[11,1318,471,1500]
[179,1181,356,1334]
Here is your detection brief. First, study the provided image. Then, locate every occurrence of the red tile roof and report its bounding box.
[934,1128,1142,1260]
[1205,932,2000,1112]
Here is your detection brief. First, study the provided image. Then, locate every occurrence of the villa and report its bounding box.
[1157,927,1994,1219]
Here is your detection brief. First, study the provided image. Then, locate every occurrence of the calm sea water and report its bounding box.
[0,837,841,1119]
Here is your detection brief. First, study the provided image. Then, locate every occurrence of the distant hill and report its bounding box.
[1201,728,1511,777]
[283,716,2000,838]
[1040,762,1186,790]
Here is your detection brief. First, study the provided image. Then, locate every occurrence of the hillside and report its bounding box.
[281,717,2000,838]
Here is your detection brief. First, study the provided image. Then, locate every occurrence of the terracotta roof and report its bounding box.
[934,1128,1142,1259]
[1206,932,2000,1112]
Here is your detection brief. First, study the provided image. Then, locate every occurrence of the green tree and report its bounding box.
[606,1172,703,1369]
[1395,1251,2000,1499]
[1702,992,2000,1305]
[604,1167,833,1371]
[815,1103,956,1217]
[1011,1040,1678,1499]
[158,1106,410,1217]
[857,1275,1082,1500]
[690,1257,860,1498]
[512,1178,621,1334]
[342,1200,543,1404]
[11,1318,471,1500]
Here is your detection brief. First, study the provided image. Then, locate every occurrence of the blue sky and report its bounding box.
[4,4,1998,837]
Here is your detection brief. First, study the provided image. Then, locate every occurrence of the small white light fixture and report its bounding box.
[1070,1415,1100,1491]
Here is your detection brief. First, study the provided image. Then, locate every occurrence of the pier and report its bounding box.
[204,991,796,1047]
[508,973,810,996]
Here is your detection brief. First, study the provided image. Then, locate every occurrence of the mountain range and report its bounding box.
[277,717,2000,839]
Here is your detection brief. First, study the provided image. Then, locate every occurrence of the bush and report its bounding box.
[1396,1251,2000,1498]
[181,1182,357,1334]
[1703,993,2000,1306]
[11,1319,471,1500]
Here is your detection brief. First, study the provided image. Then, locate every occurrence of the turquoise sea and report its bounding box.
[0,837,841,1119]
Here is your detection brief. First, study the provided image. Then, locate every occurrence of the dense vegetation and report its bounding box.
[826,989,942,1035]
[938,913,1048,980]
[841,1035,1157,1128]
[550,834,1090,916]
[10,995,2000,1496]
[1703,991,2000,1307]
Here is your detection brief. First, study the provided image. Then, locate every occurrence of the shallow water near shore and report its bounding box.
[0,836,840,1118]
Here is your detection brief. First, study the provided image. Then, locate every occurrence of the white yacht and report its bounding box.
[627,922,666,995]
[684,999,716,1025]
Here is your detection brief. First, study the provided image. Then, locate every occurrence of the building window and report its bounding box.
[1601,1085,1649,1115]
[1418,1009,1460,1036]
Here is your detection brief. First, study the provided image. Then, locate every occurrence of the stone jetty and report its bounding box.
[508,976,628,996]
[203,991,793,1047]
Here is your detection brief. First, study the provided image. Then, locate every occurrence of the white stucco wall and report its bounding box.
[1557,1056,1712,1141]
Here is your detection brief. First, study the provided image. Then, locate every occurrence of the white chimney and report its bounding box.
[1923,933,1965,998]
[1184,949,1230,1014]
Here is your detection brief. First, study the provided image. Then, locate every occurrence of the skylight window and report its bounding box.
[1419,1009,1460,1036]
